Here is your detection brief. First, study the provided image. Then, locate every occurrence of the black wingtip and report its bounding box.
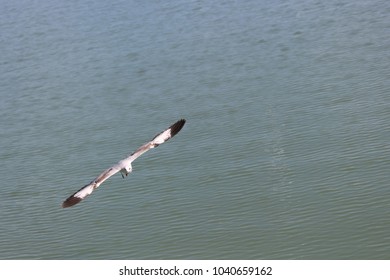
[62,196,82,208]
[170,119,186,137]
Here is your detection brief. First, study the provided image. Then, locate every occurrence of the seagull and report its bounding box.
[62,119,186,208]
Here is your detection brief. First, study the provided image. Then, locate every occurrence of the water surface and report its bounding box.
[0,0,389,259]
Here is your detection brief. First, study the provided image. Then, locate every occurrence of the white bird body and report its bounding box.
[62,119,186,208]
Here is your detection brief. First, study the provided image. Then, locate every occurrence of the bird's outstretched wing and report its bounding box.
[126,118,186,163]
[62,119,186,208]
[62,166,120,208]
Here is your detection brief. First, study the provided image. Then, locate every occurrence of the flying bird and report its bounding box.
[62,119,186,208]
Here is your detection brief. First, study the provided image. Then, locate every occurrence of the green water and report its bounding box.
[0,0,389,259]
